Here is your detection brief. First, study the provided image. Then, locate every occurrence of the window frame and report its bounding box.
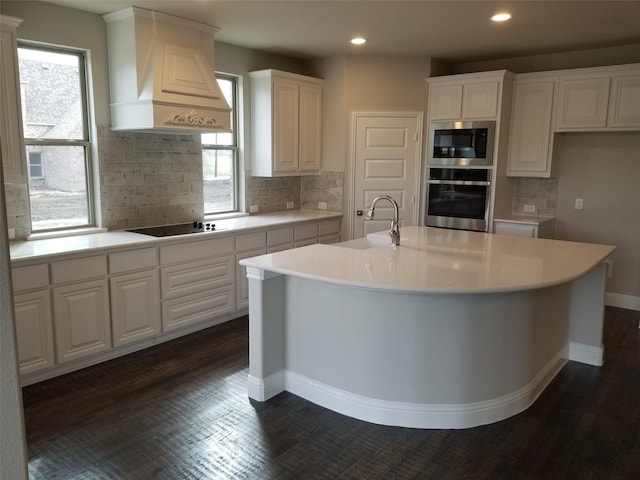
[202,73,239,215]
[18,42,96,233]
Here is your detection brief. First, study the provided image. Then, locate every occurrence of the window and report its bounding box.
[202,75,238,214]
[28,151,43,179]
[18,45,94,232]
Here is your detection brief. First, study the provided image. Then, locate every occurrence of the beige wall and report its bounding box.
[554,132,640,297]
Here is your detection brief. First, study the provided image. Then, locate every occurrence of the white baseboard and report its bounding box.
[606,292,640,311]
[568,342,604,366]
[280,348,567,429]
[247,371,285,401]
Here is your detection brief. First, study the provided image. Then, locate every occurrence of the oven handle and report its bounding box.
[427,179,491,186]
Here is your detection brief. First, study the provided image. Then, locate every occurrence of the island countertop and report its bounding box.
[240,226,616,294]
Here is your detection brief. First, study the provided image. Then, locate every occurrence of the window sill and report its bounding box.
[28,227,108,241]
[204,212,250,221]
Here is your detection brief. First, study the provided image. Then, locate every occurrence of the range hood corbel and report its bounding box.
[103,7,231,133]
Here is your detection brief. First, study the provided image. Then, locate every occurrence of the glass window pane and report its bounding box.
[18,48,84,140]
[203,149,234,213]
[26,145,90,230]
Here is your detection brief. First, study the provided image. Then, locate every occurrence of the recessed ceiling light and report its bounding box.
[491,12,512,22]
[350,37,366,46]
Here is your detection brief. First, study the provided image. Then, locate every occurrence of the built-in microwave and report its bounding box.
[428,121,495,166]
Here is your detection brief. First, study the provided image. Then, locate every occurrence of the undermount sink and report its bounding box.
[334,235,393,250]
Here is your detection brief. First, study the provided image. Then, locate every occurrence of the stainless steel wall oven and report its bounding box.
[425,167,491,232]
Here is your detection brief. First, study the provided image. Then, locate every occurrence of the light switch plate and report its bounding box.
[523,204,536,213]
[318,201,328,210]
[250,205,259,213]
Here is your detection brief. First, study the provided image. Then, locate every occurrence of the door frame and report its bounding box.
[346,111,424,240]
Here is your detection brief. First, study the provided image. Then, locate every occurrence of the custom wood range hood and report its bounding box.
[103,7,231,133]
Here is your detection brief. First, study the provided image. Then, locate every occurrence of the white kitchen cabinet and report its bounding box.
[12,264,54,375]
[235,232,266,310]
[110,270,160,346]
[556,77,610,130]
[507,76,557,177]
[53,279,111,363]
[250,69,323,176]
[608,74,640,128]
[13,290,54,375]
[50,255,111,363]
[493,218,554,239]
[0,15,27,183]
[318,219,341,244]
[427,72,506,121]
[294,223,318,247]
[159,236,235,331]
[266,227,294,253]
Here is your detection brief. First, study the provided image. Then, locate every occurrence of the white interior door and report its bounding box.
[351,112,423,239]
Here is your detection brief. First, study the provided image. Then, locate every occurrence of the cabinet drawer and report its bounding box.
[294,223,318,241]
[159,235,234,265]
[162,285,234,332]
[109,247,157,274]
[12,264,49,292]
[51,255,107,284]
[267,227,294,247]
[235,232,266,252]
[318,219,340,237]
[161,255,234,300]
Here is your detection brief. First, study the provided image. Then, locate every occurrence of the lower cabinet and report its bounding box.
[110,269,160,346]
[13,290,55,375]
[52,279,111,363]
[162,285,234,332]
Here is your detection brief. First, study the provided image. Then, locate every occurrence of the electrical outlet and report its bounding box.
[286,201,294,209]
[250,205,259,213]
[8,228,15,240]
[318,201,327,210]
[574,198,584,210]
[523,204,536,214]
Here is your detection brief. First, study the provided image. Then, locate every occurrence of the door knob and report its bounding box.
[356,210,363,216]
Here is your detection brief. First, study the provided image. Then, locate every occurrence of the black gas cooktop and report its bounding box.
[127,221,219,237]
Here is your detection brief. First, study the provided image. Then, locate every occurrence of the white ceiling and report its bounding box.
[38,0,640,62]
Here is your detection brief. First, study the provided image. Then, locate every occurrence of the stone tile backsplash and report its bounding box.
[98,127,204,230]
[512,177,558,217]
[302,171,344,213]
[4,127,345,240]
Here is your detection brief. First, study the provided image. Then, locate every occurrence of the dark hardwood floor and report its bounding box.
[23,307,640,479]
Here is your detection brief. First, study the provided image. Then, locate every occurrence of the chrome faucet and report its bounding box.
[366,195,400,246]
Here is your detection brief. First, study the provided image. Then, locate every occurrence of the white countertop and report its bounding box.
[10,210,341,262]
[240,226,615,294]
[493,215,555,225]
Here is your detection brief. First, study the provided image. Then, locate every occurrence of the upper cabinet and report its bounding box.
[0,15,27,183]
[427,71,508,121]
[508,63,640,177]
[555,64,640,132]
[250,69,323,177]
[507,74,558,177]
[556,76,610,130]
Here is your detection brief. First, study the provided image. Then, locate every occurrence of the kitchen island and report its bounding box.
[240,226,615,429]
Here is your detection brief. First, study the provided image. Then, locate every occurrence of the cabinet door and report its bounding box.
[0,22,27,183]
[608,75,640,128]
[110,270,160,346]
[429,84,463,120]
[14,290,55,375]
[53,279,111,363]
[507,81,556,177]
[236,248,266,310]
[462,82,499,119]
[273,78,299,173]
[494,222,537,238]
[298,83,322,172]
[556,77,610,129]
